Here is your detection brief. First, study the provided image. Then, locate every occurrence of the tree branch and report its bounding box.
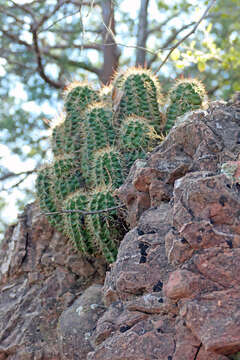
[147,21,195,67]
[31,25,64,88]
[0,168,37,182]
[147,12,180,35]
[135,0,149,66]
[155,0,217,74]
[8,0,35,17]
[1,29,32,49]
[43,50,101,76]
[45,43,102,51]
[36,0,68,31]
[44,204,126,216]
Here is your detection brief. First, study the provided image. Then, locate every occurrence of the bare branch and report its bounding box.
[0,168,37,182]
[8,0,35,17]
[43,51,101,76]
[155,0,217,74]
[31,26,64,88]
[1,29,32,49]
[135,0,149,66]
[44,204,126,216]
[45,43,102,51]
[147,12,180,35]
[36,0,68,31]
[0,6,25,25]
[0,54,33,70]
[68,0,100,6]
[40,9,81,33]
[147,21,195,67]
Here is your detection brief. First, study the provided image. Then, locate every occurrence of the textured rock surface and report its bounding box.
[1,95,240,359]
[58,284,105,360]
[89,95,240,359]
[0,203,106,359]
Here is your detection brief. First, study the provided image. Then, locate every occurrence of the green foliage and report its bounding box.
[229,351,240,360]
[164,78,207,132]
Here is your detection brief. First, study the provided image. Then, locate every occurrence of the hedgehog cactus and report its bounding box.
[91,147,124,189]
[80,103,116,185]
[87,189,122,263]
[164,78,207,133]
[64,82,100,114]
[63,188,121,263]
[36,67,205,263]
[114,67,163,133]
[119,115,160,167]
[36,166,65,232]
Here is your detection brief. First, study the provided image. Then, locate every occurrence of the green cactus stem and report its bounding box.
[119,115,160,168]
[81,103,116,184]
[36,166,64,232]
[50,156,84,203]
[113,67,163,132]
[63,191,95,255]
[63,188,122,263]
[164,78,207,133]
[51,119,65,156]
[87,188,122,263]
[91,146,124,189]
[64,82,100,115]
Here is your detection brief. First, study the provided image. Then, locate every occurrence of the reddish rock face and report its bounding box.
[0,203,106,360]
[89,96,240,359]
[2,95,240,360]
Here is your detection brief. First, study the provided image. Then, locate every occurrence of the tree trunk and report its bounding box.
[100,0,120,84]
[135,0,149,67]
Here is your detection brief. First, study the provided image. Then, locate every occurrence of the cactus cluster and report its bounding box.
[36,67,207,263]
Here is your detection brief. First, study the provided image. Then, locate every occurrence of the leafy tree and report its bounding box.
[0,0,239,237]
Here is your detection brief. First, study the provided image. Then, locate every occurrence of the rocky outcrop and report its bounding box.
[0,203,106,359]
[89,94,240,359]
[1,94,240,359]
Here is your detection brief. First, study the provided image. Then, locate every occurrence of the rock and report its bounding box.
[0,203,106,359]
[88,317,176,360]
[89,96,240,359]
[58,284,105,360]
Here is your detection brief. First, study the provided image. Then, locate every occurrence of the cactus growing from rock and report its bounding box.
[164,78,207,133]
[36,67,206,263]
